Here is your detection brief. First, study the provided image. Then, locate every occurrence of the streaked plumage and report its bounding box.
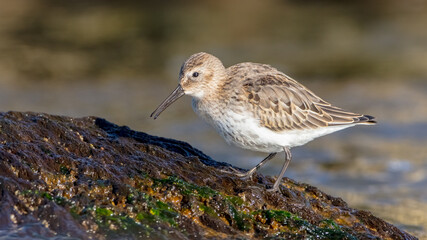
[151,52,376,191]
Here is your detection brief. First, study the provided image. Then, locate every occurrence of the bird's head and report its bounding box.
[151,52,225,119]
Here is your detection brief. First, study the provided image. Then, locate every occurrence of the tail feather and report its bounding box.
[355,114,376,125]
[319,104,376,126]
[322,108,376,125]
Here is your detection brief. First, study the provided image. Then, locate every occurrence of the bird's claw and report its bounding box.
[220,167,253,179]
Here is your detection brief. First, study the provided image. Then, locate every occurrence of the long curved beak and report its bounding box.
[150,85,185,119]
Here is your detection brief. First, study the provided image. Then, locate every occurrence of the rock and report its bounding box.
[0,111,417,240]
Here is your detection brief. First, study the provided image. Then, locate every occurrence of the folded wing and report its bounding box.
[242,73,376,132]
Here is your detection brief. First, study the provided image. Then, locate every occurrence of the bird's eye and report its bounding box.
[192,72,199,78]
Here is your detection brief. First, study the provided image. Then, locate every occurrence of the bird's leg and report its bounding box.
[268,147,291,192]
[235,152,277,178]
[221,153,277,179]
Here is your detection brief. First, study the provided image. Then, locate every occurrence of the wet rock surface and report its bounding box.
[0,111,417,240]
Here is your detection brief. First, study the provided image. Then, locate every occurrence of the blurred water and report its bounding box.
[0,1,426,238]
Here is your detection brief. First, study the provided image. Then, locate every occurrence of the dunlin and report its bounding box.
[151,52,376,191]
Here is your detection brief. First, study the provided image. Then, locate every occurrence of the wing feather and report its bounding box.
[239,69,375,131]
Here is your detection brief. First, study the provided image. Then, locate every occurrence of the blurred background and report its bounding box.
[0,0,426,238]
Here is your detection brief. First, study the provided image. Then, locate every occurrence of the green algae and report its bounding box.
[94,207,141,231]
[154,175,255,230]
[54,196,67,206]
[93,208,154,239]
[18,188,176,234]
[18,174,356,239]
[20,190,53,201]
[41,191,53,200]
[255,209,357,240]
[199,204,217,217]
[70,206,80,219]
[225,195,245,206]
[136,175,357,238]
[150,201,179,226]
[152,175,355,238]
[154,175,246,207]
[155,175,217,198]
[96,207,114,217]
[319,219,339,229]
[228,203,252,231]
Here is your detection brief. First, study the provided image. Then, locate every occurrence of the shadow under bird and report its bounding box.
[151,52,376,192]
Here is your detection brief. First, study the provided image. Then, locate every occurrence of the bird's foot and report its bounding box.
[220,167,253,179]
[266,186,280,192]
[266,181,282,192]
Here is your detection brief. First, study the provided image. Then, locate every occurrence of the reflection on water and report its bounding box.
[0,1,426,238]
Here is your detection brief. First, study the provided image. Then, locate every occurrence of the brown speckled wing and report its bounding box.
[241,70,374,132]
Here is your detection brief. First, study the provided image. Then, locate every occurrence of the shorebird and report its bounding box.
[151,52,376,191]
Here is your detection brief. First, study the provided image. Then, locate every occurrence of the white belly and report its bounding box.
[192,99,353,153]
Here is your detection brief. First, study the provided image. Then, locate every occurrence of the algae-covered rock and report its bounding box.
[0,111,417,239]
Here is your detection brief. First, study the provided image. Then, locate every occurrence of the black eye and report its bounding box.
[192,72,199,77]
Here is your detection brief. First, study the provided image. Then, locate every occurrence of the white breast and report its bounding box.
[192,98,354,153]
